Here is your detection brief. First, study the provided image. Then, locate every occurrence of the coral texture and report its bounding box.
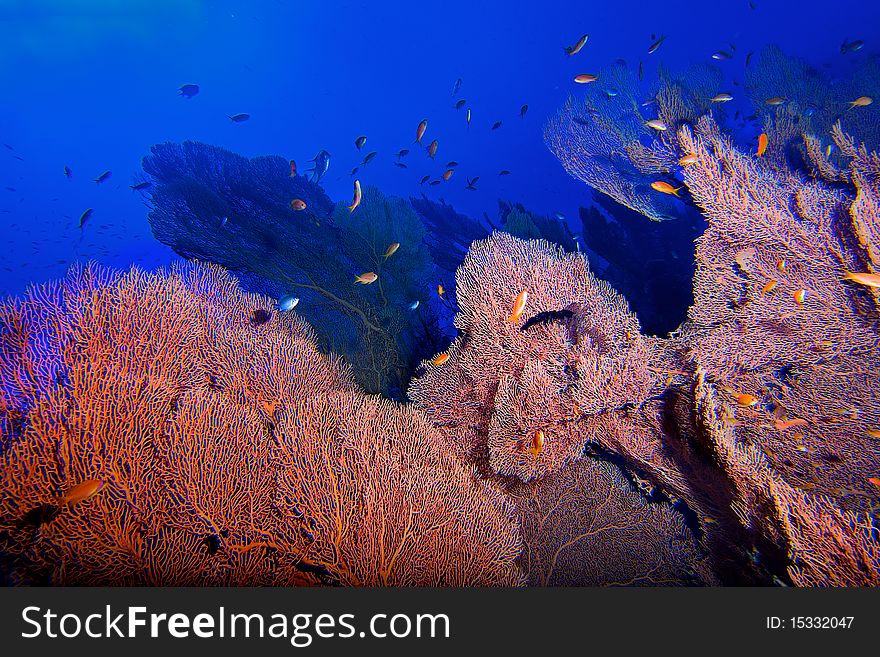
[0,263,522,586]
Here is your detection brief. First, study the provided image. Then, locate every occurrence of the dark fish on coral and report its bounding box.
[227,113,250,122]
[130,181,152,191]
[308,149,331,182]
[638,60,644,80]
[564,33,589,56]
[250,308,272,325]
[452,77,462,95]
[455,99,467,110]
[499,169,510,176]
[647,35,666,55]
[491,120,503,130]
[78,208,93,229]
[745,51,753,67]
[520,308,574,331]
[520,104,528,118]
[360,151,377,167]
[178,84,199,98]
[429,180,441,186]
[420,175,430,184]
[290,159,297,177]
[355,135,367,150]
[63,165,72,178]
[94,170,112,184]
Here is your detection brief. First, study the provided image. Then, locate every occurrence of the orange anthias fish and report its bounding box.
[506,290,528,323]
[574,73,599,84]
[645,119,668,131]
[528,429,545,456]
[736,393,759,407]
[565,33,589,56]
[774,418,809,431]
[437,283,445,298]
[647,34,667,55]
[383,242,400,258]
[869,477,880,488]
[761,279,778,294]
[848,96,873,110]
[867,429,880,439]
[347,179,362,212]
[354,272,378,285]
[58,479,105,506]
[427,139,438,159]
[843,271,880,288]
[432,353,450,366]
[289,160,297,177]
[651,181,682,196]
[678,153,698,166]
[711,93,734,103]
[415,119,428,144]
[442,169,454,181]
[290,199,307,211]
[765,97,786,106]
[757,133,768,157]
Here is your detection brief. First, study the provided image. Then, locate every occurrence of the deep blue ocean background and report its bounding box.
[1,0,879,300]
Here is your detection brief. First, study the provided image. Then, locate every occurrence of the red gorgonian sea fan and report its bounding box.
[0,263,522,586]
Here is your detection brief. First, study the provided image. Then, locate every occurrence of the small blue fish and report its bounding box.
[278,295,300,311]
[94,170,111,184]
[220,216,229,227]
[63,165,72,179]
[228,113,250,123]
[409,300,420,310]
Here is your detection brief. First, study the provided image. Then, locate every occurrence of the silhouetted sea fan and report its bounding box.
[0,263,522,586]
[142,141,442,396]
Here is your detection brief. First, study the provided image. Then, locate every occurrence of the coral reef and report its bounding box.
[0,263,522,586]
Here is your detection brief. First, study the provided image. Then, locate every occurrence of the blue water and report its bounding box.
[1,0,878,298]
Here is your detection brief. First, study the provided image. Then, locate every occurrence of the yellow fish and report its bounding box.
[761,279,777,294]
[776,259,786,272]
[58,479,105,506]
[432,353,450,366]
[565,34,589,56]
[437,283,445,298]
[528,429,545,456]
[415,119,428,144]
[383,242,400,259]
[574,74,599,84]
[506,290,528,323]
[848,96,873,110]
[347,179,362,212]
[736,393,759,407]
[290,199,307,211]
[843,271,880,288]
[757,133,768,157]
[678,153,698,166]
[645,119,668,131]
[651,181,682,196]
[354,272,378,285]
